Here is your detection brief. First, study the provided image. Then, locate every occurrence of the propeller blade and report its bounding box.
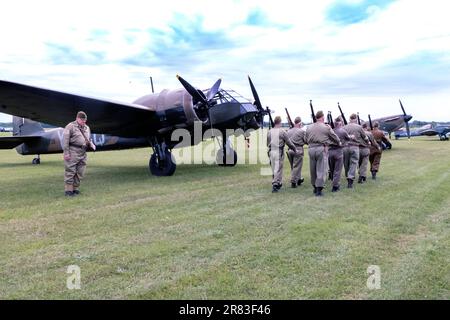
[248,76,266,128]
[207,78,222,101]
[248,75,263,111]
[406,120,411,139]
[399,99,406,116]
[177,75,206,105]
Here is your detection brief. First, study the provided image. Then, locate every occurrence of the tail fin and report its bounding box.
[13,116,44,136]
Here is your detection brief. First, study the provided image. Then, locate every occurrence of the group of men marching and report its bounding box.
[267,110,389,195]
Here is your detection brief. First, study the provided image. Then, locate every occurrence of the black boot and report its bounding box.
[73,190,80,195]
[347,179,353,189]
[291,182,297,188]
[332,186,340,192]
[313,186,317,195]
[297,178,304,186]
[371,171,377,180]
[65,191,74,197]
[358,176,364,184]
[316,187,324,197]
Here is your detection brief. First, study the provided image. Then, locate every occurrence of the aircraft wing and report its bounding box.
[0,135,41,149]
[382,116,402,122]
[419,129,439,136]
[0,81,158,137]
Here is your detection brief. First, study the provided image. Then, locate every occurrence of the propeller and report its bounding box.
[248,75,268,128]
[177,75,221,120]
[207,78,222,101]
[399,99,411,139]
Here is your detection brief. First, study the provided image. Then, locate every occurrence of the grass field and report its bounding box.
[0,131,449,299]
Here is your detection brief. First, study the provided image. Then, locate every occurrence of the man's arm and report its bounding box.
[360,128,370,144]
[283,131,297,151]
[328,127,342,146]
[370,134,380,150]
[87,126,96,151]
[300,130,307,145]
[343,130,352,142]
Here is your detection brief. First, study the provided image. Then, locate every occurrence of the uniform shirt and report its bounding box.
[343,122,369,147]
[332,127,352,148]
[287,127,307,148]
[63,121,91,155]
[267,127,296,152]
[305,122,341,147]
[372,128,387,144]
[366,131,380,150]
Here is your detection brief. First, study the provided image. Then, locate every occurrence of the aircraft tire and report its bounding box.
[216,148,237,167]
[149,150,176,176]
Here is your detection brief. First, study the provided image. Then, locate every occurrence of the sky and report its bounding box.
[1,0,450,124]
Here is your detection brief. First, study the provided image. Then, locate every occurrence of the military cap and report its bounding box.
[315,110,324,120]
[77,111,87,120]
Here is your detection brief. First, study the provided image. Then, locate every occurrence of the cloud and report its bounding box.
[45,43,106,65]
[1,0,450,123]
[326,0,395,25]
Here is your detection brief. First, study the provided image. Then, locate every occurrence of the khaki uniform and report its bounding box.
[329,127,352,188]
[343,123,369,181]
[287,127,306,184]
[267,127,296,187]
[63,121,91,192]
[359,132,374,179]
[370,128,386,173]
[306,122,341,188]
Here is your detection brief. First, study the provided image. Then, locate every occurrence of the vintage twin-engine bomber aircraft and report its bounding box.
[0,76,269,176]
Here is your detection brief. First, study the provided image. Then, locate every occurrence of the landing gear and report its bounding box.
[439,135,449,141]
[32,155,40,165]
[149,143,176,176]
[216,148,237,166]
[216,137,237,167]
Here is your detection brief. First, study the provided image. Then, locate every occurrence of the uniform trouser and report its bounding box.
[369,149,382,172]
[328,148,344,187]
[269,150,284,186]
[287,149,304,184]
[309,146,328,188]
[358,147,370,178]
[64,148,87,190]
[343,145,360,181]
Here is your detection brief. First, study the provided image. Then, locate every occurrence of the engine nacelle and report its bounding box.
[133,89,205,130]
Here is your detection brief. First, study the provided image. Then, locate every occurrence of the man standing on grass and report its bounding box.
[267,116,297,193]
[370,122,388,180]
[360,123,380,183]
[63,111,96,197]
[343,113,369,189]
[328,117,352,192]
[287,116,307,189]
[306,111,341,197]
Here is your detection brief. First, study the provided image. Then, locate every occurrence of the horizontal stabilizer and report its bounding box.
[0,136,40,149]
